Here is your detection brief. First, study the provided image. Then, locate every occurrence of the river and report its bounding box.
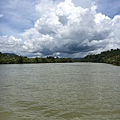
[0,63,120,120]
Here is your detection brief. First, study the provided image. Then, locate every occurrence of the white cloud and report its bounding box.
[0,35,22,54]
[0,0,120,57]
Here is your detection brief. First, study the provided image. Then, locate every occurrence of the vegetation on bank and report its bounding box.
[0,52,73,64]
[0,48,120,65]
[80,48,120,66]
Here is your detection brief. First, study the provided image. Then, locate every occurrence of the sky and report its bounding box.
[0,0,120,58]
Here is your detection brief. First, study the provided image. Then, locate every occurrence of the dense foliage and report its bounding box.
[0,52,73,64]
[0,49,120,65]
[80,49,120,66]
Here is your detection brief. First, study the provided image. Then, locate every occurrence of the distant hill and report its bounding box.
[0,49,120,65]
[0,52,73,64]
[4,53,18,57]
[0,52,20,64]
[80,48,120,66]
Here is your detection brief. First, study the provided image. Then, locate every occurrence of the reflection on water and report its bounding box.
[0,63,120,120]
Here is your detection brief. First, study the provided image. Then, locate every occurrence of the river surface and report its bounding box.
[0,63,120,120]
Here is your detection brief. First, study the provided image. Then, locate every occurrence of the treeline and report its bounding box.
[0,49,120,65]
[0,52,73,64]
[80,48,120,66]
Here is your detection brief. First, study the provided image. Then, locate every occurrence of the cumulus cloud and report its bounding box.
[0,36,22,54]
[0,0,120,57]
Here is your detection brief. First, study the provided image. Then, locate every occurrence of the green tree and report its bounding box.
[18,56,23,64]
